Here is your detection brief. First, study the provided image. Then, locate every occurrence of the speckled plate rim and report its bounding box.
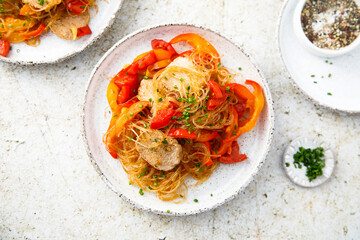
[276,0,360,114]
[0,1,123,65]
[82,23,275,216]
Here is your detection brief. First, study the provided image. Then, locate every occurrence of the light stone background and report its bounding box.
[1,0,360,239]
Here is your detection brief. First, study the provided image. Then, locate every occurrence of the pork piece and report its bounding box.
[136,130,182,171]
[160,57,206,94]
[50,10,90,40]
[23,0,61,10]
[137,79,154,102]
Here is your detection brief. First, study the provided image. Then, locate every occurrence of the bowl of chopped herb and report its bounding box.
[293,0,360,57]
[283,137,335,188]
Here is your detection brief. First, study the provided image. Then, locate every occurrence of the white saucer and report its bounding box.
[278,0,360,113]
[283,137,335,188]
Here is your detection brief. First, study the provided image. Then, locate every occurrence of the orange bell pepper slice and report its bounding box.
[196,130,218,142]
[21,24,46,39]
[103,101,149,158]
[145,59,172,78]
[223,80,264,143]
[215,106,238,155]
[20,5,37,16]
[203,141,214,166]
[170,33,220,61]
[218,141,247,164]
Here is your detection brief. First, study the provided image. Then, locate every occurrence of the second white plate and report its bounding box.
[0,0,123,64]
[278,0,360,113]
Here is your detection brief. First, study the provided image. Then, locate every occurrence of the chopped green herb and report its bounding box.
[167,210,170,213]
[139,188,144,195]
[193,199,198,203]
[162,139,168,144]
[180,78,184,82]
[129,181,132,185]
[328,73,332,78]
[149,98,152,102]
[143,75,149,79]
[139,104,143,108]
[158,97,163,102]
[293,146,325,182]
[285,163,290,167]
[164,76,168,80]
[130,112,134,116]
[226,86,230,93]
[210,193,213,197]
[174,85,178,89]
[327,92,332,96]
[238,67,242,70]
[311,75,315,77]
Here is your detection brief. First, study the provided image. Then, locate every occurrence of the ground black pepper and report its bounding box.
[301,0,360,49]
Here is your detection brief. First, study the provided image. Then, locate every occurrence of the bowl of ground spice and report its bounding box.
[293,0,360,57]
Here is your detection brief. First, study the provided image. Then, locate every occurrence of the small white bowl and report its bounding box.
[293,0,360,57]
[283,137,335,188]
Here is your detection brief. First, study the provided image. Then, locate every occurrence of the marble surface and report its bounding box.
[1,0,359,239]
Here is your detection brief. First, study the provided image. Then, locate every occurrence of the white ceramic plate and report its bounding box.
[0,0,123,65]
[278,0,360,113]
[83,24,274,215]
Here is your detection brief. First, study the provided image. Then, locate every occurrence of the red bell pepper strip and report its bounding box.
[113,66,139,104]
[127,51,157,75]
[119,98,139,109]
[218,141,247,164]
[151,39,177,56]
[77,25,92,37]
[170,33,220,62]
[21,24,46,39]
[117,85,131,104]
[150,109,176,129]
[65,0,88,15]
[233,102,247,119]
[207,85,229,110]
[208,80,223,99]
[214,106,238,155]
[168,129,196,139]
[223,80,264,143]
[196,130,218,142]
[0,39,11,57]
[203,141,214,166]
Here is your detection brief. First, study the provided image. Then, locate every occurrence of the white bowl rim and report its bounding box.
[82,23,275,216]
[277,0,360,114]
[293,0,360,57]
[0,1,124,65]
